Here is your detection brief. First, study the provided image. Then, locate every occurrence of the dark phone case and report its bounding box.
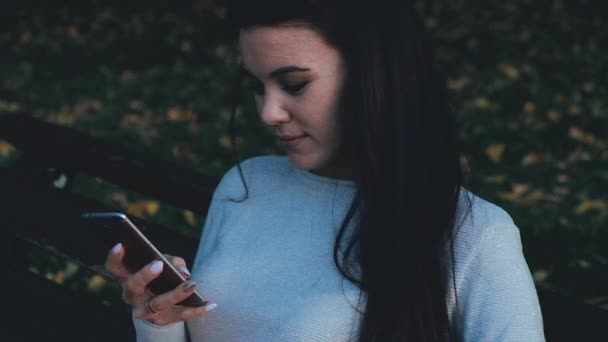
[81,212,206,307]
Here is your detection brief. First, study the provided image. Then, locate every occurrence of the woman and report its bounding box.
[105,1,546,340]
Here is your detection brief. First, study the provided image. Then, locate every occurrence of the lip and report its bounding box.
[278,134,308,149]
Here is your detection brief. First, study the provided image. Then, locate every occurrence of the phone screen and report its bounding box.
[81,212,206,307]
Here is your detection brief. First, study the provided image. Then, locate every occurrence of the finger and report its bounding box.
[133,298,161,321]
[147,280,199,312]
[132,283,198,323]
[163,254,190,278]
[143,303,214,326]
[175,305,211,322]
[123,260,164,301]
[105,243,131,281]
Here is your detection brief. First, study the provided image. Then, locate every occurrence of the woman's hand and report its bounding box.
[104,243,216,326]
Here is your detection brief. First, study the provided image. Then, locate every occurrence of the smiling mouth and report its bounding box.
[277,134,308,149]
[279,134,307,141]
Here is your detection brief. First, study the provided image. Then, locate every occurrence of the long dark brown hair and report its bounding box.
[226,1,466,340]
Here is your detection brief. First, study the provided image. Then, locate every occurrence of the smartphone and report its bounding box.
[80,211,206,307]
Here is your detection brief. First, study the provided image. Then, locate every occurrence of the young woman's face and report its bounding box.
[239,24,348,177]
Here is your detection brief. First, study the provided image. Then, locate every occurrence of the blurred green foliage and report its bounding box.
[0,0,606,306]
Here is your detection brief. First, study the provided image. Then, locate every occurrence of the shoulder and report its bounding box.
[212,155,292,200]
[450,190,545,340]
[453,189,518,251]
[450,188,535,294]
[457,189,515,230]
[449,189,527,282]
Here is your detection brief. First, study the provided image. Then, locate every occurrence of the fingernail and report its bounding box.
[204,303,217,312]
[183,281,197,290]
[178,266,191,277]
[149,260,163,274]
[111,243,122,254]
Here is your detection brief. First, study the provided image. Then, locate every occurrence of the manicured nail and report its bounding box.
[150,260,163,274]
[204,303,217,312]
[111,243,122,254]
[178,266,191,277]
[183,281,197,290]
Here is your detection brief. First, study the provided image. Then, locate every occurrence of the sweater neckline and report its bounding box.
[288,160,356,189]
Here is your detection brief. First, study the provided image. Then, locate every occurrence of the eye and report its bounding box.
[281,81,310,95]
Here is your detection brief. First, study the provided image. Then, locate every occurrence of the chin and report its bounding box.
[287,152,328,171]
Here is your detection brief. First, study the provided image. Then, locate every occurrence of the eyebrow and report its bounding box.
[241,65,311,80]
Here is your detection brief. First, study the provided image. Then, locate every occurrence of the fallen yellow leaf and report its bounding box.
[522,152,543,166]
[485,144,505,162]
[88,274,107,292]
[0,140,16,157]
[568,127,585,141]
[527,190,544,202]
[447,75,471,92]
[523,102,536,114]
[498,63,520,79]
[119,113,146,129]
[54,271,66,284]
[547,110,561,122]
[183,210,197,226]
[127,200,160,217]
[574,199,606,215]
[110,193,129,207]
[473,97,491,109]
[533,269,549,283]
[483,175,506,184]
[19,31,32,45]
[0,100,22,112]
[167,107,194,122]
[219,135,233,149]
[499,191,544,205]
[498,183,531,203]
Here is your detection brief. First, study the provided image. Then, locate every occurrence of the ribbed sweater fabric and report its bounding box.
[133,156,545,341]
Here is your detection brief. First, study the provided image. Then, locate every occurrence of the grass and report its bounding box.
[1,0,606,305]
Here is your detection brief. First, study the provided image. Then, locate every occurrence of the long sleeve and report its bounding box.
[457,223,545,341]
[131,174,231,342]
[132,311,187,342]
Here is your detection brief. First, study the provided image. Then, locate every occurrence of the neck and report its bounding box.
[311,164,353,181]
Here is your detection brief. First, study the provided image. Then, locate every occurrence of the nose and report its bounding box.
[258,93,290,126]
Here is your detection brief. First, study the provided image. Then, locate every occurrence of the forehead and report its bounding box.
[239,25,339,74]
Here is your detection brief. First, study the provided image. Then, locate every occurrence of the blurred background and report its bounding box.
[1,0,606,312]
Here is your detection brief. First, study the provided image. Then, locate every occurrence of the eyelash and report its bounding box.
[249,80,310,96]
[281,81,309,95]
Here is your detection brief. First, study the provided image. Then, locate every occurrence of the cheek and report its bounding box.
[303,89,341,139]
